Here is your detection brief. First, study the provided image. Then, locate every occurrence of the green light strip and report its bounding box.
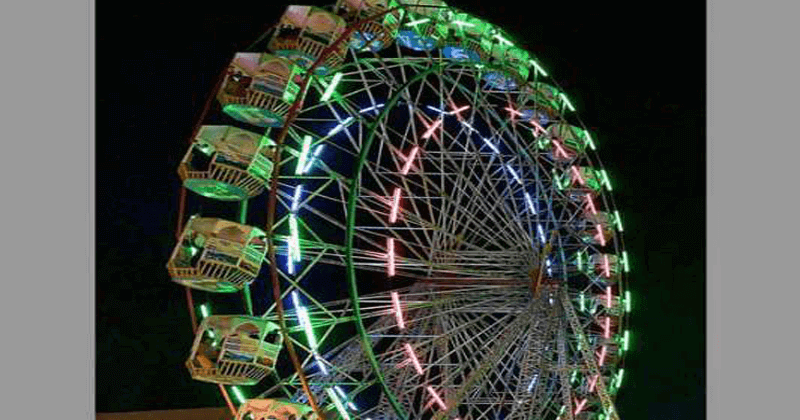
[616,369,625,388]
[625,290,631,312]
[452,20,475,27]
[231,386,246,405]
[600,169,613,191]
[560,93,575,111]
[296,135,312,175]
[326,388,352,420]
[406,17,430,26]
[529,60,548,77]
[623,330,630,351]
[320,72,343,102]
[494,34,513,46]
[579,292,585,312]
[622,251,630,273]
[613,210,623,232]
[289,215,301,262]
[584,130,597,150]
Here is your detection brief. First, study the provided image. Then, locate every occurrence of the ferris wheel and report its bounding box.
[167,2,633,420]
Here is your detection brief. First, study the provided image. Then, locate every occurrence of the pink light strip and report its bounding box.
[426,386,447,410]
[603,254,611,278]
[570,165,586,186]
[389,188,401,224]
[401,146,420,175]
[574,398,587,416]
[422,119,443,139]
[606,286,612,308]
[588,374,599,393]
[391,292,405,330]
[604,316,611,339]
[404,343,424,375]
[585,194,598,215]
[505,106,523,117]
[598,345,607,367]
[552,140,570,159]
[595,224,606,246]
[387,238,395,277]
[529,119,546,135]
[450,104,470,115]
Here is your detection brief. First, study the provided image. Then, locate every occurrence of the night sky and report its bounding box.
[97,1,704,418]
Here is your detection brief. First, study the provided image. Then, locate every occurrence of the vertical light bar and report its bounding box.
[560,93,575,111]
[623,330,630,351]
[482,137,500,154]
[391,291,405,330]
[588,374,599,393]
[422,118,443,139]
[613,210,624,232]
[286,239,295,274]
[426,387,447,410]
[603,254,611,278]
[570,165,585,186]
[537,224,546,244]
[387,238,395,277]
[320,72,343,102]
[584,130,597,150]
[389,188,402,224]
[296,135,312,175]
[598,345,607,366]
[325,388,352,420]
[577,252,583,272]
[579,292,585,312]
[401,146,420,175]
[231,386,246,405]
[302,144,325,174]
[585,194,598,215]
[616,369,625,387]
[404,343,424,375]
[199,304,210,319]
[595,224,607,246]
[604,316,611,339]
[529,59,548,77]
[506,165,522,184]
[574,398,587,416]
[600,169,613,191]
[625,291,631,312]
[622,251,630,272]
[606,286,612,308]
[292,185,304,212]
[289,215,301,262]
[524,192,537,214]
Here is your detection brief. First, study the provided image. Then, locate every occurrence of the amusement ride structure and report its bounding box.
[167,2,633,420]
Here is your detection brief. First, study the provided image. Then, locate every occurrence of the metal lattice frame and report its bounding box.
[173,3,632,420]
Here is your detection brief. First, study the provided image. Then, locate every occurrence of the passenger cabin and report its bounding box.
[217,53,301,128]
[237,399,319,420]
[588,253,621,282]
[480,30,530,91]
[268,5,349,75]
[167,216,268,293]
[186,316,283,385]
[395,0,449,51]
[334,0,403,52]
[179,125,276,201]
[543,123,589,162]
[519,82,564,125]
[440,11,491,61]
[560,166,603,193]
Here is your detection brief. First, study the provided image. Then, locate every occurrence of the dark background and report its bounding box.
[97,1,705,418]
